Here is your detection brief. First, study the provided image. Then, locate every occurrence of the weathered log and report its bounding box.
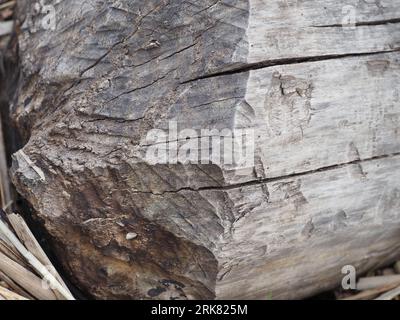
[8,0,400,299]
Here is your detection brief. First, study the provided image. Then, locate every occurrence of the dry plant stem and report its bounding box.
[0,231,26,264]
[342,281,400,300]
[7,213,72,298]
[0,238,27,266]
[357,275,400,290]
[0,21,12,37]
[0,219,74,300]
[0,284,29,300]
[0,250,57,299]
[0,270,33,299]
[375,286,400,300]
[0,1,15,11]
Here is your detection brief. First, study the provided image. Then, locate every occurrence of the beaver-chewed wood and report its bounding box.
[9,0,400,299]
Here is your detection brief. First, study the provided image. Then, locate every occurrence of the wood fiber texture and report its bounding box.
[9,0,400,299]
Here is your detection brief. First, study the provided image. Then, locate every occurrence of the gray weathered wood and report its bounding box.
[247,0,400,62]
[7,0,400,299]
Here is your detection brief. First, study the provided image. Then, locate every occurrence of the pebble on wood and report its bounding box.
[126,232,138,240]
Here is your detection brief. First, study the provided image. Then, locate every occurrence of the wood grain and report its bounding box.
[8,0,400,299]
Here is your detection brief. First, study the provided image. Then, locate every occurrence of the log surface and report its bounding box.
[9,0,400,299]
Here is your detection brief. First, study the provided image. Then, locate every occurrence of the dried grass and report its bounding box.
[0,1,13,37]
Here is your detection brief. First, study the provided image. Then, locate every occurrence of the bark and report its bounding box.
[7,0,400,299]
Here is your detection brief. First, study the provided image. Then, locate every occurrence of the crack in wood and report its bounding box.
[181,49,400,84]
[312,18,400,28]
[130,152,400,195]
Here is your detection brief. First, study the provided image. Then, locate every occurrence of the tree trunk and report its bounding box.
[9,0,400,299]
